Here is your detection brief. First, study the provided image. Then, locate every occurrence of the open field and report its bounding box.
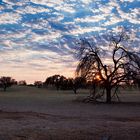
[0,86,140,140]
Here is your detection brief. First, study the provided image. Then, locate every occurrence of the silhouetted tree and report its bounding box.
[44,75,67,90]
[0,76,16,91]
[76,28,139,103]
[34,81,43,88]
[73,77,86,94]
[44,75,87,92]
[66,78,74,90]
[44,77,52,87]
[125,52,140,88]
[18,80,27,86]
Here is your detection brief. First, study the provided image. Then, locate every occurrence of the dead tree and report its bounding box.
[76,28,139,103]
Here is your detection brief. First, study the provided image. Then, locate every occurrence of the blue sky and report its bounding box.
[0,0,140,83]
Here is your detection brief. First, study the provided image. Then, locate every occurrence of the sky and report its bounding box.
[0,0,140,83]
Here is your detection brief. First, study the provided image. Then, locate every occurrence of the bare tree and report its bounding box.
[76,29,139,103]
[125,51,140,88]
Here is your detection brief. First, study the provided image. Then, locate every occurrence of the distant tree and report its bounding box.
[44,75,67,90]
[66,78,74,90]
[58,76,69,90]
[44,77,51,87]
[73,77,87,94]
[34,81,43,88]
[0,76,16,91]
[44,75,87,93]
[76,28,140,103]
[18,80,27,86]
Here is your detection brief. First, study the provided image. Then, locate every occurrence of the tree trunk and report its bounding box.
[73,88,77,94]
[3,86,6,91]
[106,88,111,103]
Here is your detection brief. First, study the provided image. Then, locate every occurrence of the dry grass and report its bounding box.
[0,86,139,140]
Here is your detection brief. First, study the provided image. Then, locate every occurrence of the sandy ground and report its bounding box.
[0,86,139,140]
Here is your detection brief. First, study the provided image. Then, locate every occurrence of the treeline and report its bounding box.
[0,75,87,94]
[0,77,28,91]
[34,74,87,94]
[0,74,139,94]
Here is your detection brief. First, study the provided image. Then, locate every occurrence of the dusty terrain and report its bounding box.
[0,86,139,140]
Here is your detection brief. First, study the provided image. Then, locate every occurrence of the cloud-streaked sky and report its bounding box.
[0,0,140,83]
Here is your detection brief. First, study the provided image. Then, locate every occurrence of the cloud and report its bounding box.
[75,14,106,23]
[120,0,135,2]
[55,4,76,13]
[16,5,50,14]
[0,12,21,24]
[30,31,62,42]
[98,5,113,14]
[109,1,140,25]
[69,26,106,35]
[81,0,92,4]
[30,0,64,6]
[103,15,124,26]
[117,7,140,24]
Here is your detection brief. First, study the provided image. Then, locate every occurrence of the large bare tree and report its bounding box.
[76,29,140,103]
[125,51,140,88]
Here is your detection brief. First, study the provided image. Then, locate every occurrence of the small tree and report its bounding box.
[76,28,139,103]
[18,80,27,86]
[34,81,43,88]
[73,77,86,94]
[0,76,16,91]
